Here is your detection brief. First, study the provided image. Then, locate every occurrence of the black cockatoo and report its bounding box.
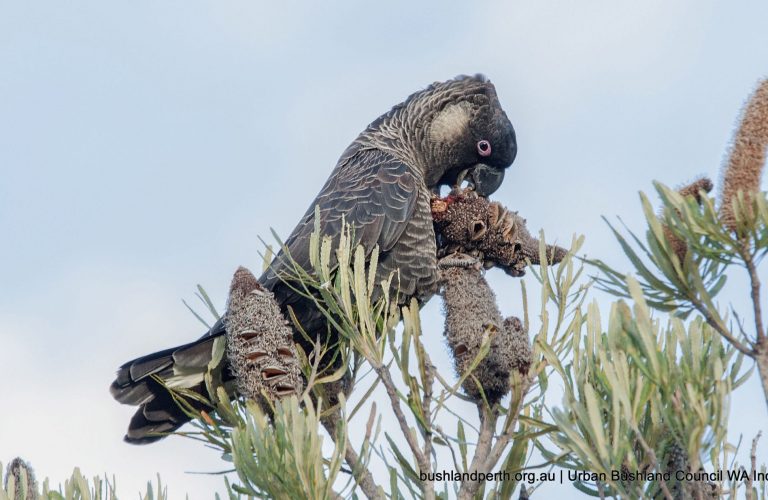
[110,74,517,443]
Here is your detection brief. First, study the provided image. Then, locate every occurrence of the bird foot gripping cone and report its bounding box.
[432,189,566,404]
[225,267,303,406]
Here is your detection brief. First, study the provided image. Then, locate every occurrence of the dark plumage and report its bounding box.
[110,75,517,443]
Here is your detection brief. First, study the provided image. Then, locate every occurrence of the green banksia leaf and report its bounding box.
[215,395,344,500]
[551,283,742,498]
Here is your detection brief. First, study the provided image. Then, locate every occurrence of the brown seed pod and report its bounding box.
[439,256,531,405]
[663,440,719,499]
[432,190,566,276]
[502,316,532,377]
[225,266,303,406]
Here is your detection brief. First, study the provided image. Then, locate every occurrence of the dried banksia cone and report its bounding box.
[511,211,568,270]
[502,316,532,376]
[661,177,713,262]
[225,266,303,405]
[663,441,719,499]
[439,256,531,405]
[719,79,768,231]
[432,191,566,277]
[4,457,38,500]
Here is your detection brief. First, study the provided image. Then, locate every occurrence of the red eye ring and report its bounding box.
[477,139,492,157]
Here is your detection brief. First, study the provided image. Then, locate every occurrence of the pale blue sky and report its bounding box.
[1,1,766,498]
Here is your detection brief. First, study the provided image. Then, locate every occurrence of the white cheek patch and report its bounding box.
[430,101,471,144]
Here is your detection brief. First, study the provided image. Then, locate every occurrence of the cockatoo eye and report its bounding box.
[477,140,492,157]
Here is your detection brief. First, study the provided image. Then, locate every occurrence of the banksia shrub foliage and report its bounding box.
[195,392,347,499]
[589,86,768,412]
[169,209,584,499]
[543,278,746,498]
[580,80,767,498]
[0,461,167,500]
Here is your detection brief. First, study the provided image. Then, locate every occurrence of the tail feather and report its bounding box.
[123,379,206,444]
[110,320,230,444]
[111,278,323,444]
[171,335,223,371]
[111,380,157,406]
[126,352,174,385]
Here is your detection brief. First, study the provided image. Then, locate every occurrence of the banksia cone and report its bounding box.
[439,258,531,405]
[662,441,719,499]
[4,457,38,500]
[661,177,713,262]
[503,316,532,376]
[225,266,303,405]
[432,190,566,277]
[719,79,768,231]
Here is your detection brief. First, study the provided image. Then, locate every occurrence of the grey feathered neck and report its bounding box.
[351,74,497,174]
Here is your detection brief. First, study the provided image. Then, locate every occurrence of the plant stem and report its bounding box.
[483,377,531,471]
[755,352,768,415]
[458,403,497,500]
[343,443,384,500]
[374,363,435,500]
[743,247,765,343]
[742,243,768,412]
[634,431,673,500]
[421,358,436,485]
[322,417,384,500]
[689,295,754,356]
[745,431,762,500]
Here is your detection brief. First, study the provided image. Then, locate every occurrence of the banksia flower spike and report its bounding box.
[719,79,768,231]
[438,257,531,405]
[225,266,303,406]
